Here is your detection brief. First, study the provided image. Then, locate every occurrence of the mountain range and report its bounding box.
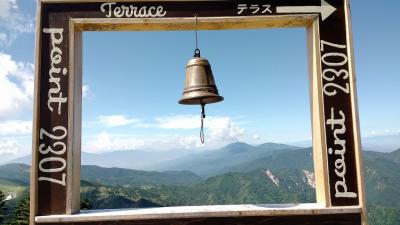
[1,142,399,224]
[1,143,399,207]
[6,142,301,175]
[5,133,400,168]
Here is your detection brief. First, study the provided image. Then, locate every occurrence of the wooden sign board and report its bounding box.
[30,0,368,224]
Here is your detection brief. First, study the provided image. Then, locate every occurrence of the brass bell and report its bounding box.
[178,14,224,144]
[178,49,224,105]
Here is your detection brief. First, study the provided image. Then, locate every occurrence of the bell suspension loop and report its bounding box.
[194,48,201,57]
[200,103,205,144]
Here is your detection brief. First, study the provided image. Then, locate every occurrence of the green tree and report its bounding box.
[80,198,92,210]
[0,190,7,224]
[8,197,29,225]
[368,205,400,225]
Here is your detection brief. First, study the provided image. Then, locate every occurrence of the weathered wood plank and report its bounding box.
[36,213,362,225]
[35,204,362,223]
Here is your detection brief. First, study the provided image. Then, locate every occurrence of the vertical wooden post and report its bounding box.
[30,1,42,224]
[307,18,331,206]
[344,0,368,224]
[32,2,72,219]
[67,22,82,215]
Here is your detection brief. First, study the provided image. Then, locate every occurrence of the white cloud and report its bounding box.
[0,52,34,118]
[83,132,204,153]
[0,120,32,135]
[207,116,245,142]
[0,0,14,17]
[82,85,89,98]
[363,129,400,138]
[83,115,246,153]
[0,33,8,46]
[97,115,142,127]
[155,115,199,129]
[0,138,30,163]
[155,115,245,142]
[0,138,21,155]
[0,0,34,47]
[83,131,244,153]
[82,84,94,99]
[84,132,146,153]
[177,135,203,149]
[252,134,260,140]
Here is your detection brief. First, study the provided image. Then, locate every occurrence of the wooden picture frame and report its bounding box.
[30,0,368,224]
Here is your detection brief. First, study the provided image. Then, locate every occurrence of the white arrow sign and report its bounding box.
[276,0,337,21]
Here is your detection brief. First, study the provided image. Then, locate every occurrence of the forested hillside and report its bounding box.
[1,145,399,224]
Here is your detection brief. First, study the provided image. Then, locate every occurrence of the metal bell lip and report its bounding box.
[178,56,224,105]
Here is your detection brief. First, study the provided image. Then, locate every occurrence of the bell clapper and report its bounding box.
[200,103,206,144]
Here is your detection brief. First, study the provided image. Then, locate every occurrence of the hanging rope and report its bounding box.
[194,14,200,57]
[195,14,198,50]
[200,103,205,144]
[195,13,205,144]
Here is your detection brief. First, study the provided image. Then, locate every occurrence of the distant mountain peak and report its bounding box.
[225,142,253,148]
[256,142,299,150]
[0,163,30,171]
[258,142,278,145]
[222,142,254,153]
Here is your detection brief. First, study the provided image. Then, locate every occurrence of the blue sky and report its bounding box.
[0,0,399,161]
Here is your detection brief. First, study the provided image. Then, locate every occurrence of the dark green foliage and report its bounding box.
[157,143,300,177]
[363,157,400,207]
[0,190,6,224]
[388,148,400,163]
[0,164,30,185]
[224,148,314,174]
[368,205,400,225]
[0,188,29,224]
[7,197,29,225]
[176,169,315,205]
[80,169,315,208]
[80,181,162,209]
[0,164,202,188]
[80,165,203,186]
[80,199,92,210]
